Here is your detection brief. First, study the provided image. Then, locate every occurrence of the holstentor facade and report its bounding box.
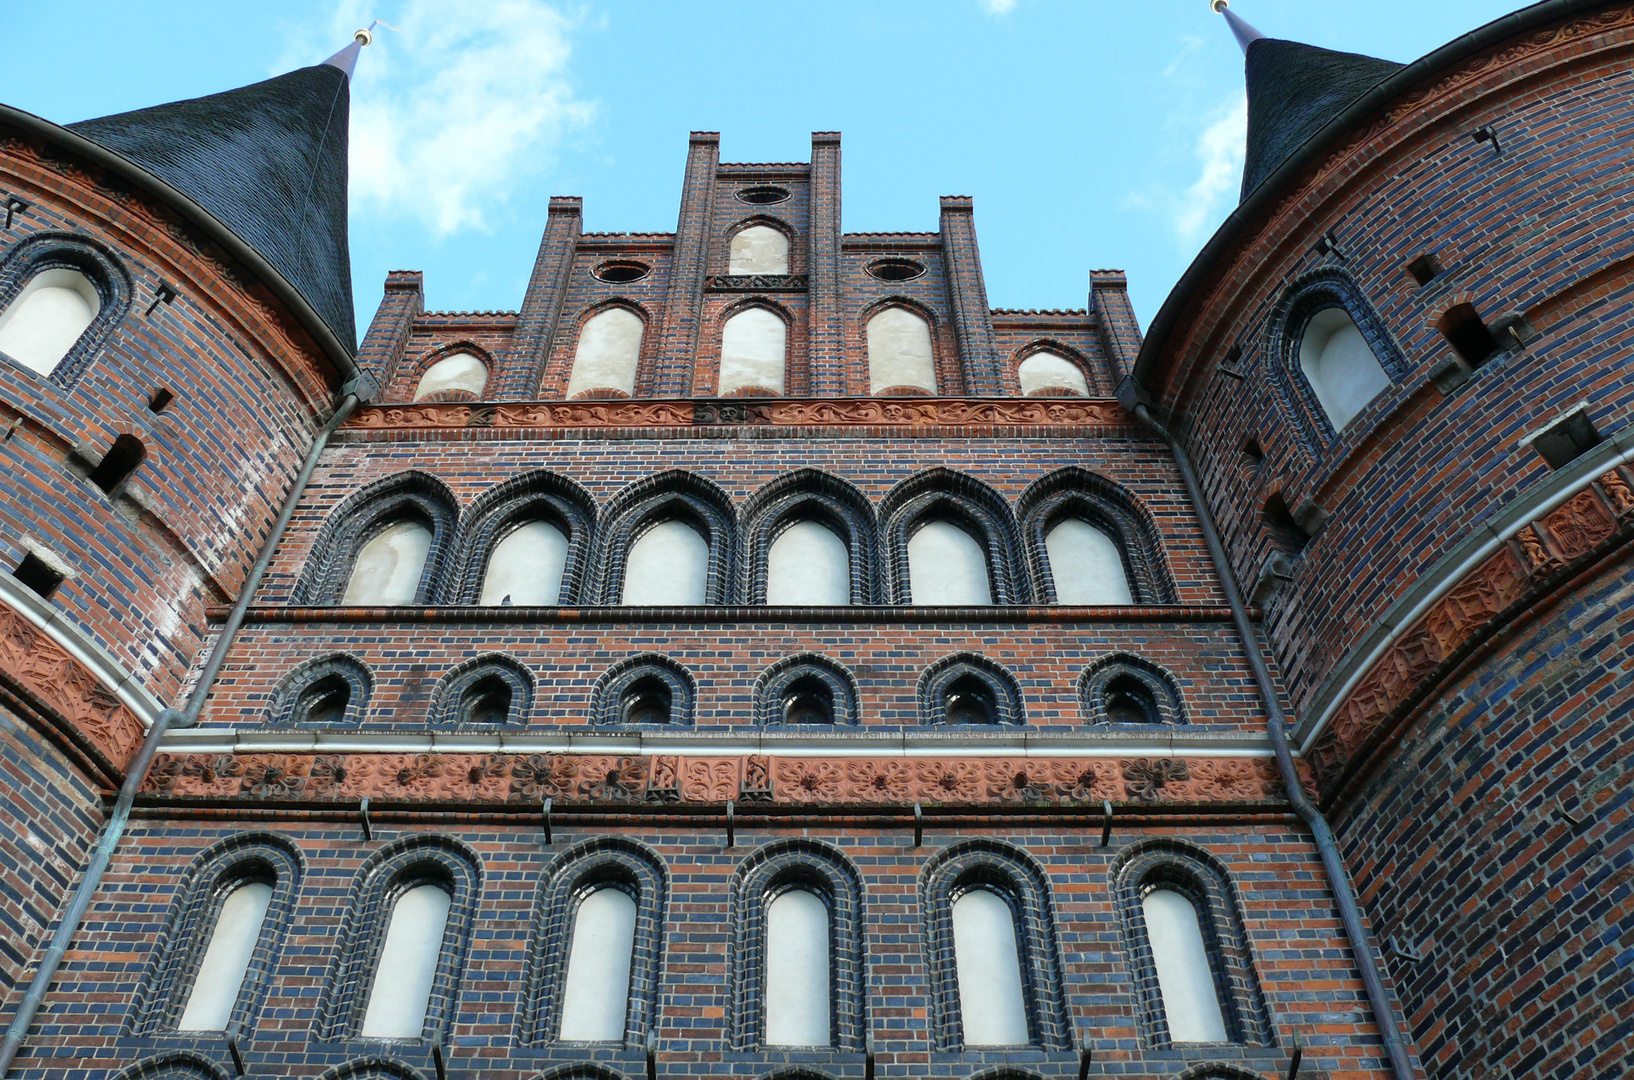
[0,3,1627,1080]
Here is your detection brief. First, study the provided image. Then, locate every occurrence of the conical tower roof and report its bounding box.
[69,58,358,350]
[1239,34,1401,201]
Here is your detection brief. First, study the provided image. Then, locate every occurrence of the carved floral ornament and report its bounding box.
[0,602,144,771]
[141,751,1305,807]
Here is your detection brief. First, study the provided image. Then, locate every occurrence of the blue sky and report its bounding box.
[7,1,1529,339]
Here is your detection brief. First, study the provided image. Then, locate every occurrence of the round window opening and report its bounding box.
[621,677,672,725]
[736,185,791,205]
[781,675,835,725]
[594,261,651,284]
[866,258,926,282]
[944,675,997,725]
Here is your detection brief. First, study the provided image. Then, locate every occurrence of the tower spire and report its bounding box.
[1210,1,1264,53]
[324,22,382,80]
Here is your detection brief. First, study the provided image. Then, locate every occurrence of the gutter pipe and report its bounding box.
[0,392,360,1076]
[1129,401,1417,1080]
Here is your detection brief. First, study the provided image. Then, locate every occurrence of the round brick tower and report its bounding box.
[1132,3,1634,1078]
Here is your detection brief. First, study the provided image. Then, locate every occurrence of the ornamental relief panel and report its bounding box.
[0,602,144,772]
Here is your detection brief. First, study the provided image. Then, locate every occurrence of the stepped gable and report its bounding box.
[69,63,358,350]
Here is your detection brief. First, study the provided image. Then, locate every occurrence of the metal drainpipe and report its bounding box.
[1130,402,1418,1080]
[0,391,360,1077]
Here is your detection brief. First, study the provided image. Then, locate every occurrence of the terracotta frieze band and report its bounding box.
[1307,465,1634,804]
[142,751,1310,808]
[341,396,1132,436]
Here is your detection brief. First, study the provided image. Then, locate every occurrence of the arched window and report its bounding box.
[1079,655,1187,726]
[756,654,859,727]
[767,519,849,606]
[0,267,100,376]
[341,519,432,605]
[297,675,350,725]
[480,519,569,606]
[866,306,937,395]
[952,888,1029,1046]
[919,655,1024,727]
[360,883,452,1038]
[765,888,831,1046]
[1298,307,1389,431]
[567,307,644,398]
[1043,518,1132,605]
[1017,351,1090,397]
[1142,889,1229,1043]
[269,655,372,727]
[622,519,709,605]
[558,887,639,1041]
[729,224,790,275]
[176,882,273,1031]
[87,434,146,496]
[908,519,991,605]
[592,655,696,728]
[413,351,488,401]
[718,307,787,396]
[430,656,532,727]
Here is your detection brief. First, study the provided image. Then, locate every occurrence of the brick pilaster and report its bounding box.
[808,132,845,396]
[938,196,1001,394]
[355,269,423,400]
[502,196,582,399]
[1090,270,1142,386]
[653,133,720,396]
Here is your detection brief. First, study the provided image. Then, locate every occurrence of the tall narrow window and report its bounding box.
[360,884,451,1039]
[952,889,1029,1046]
[1142,889,1228,1043]
[764,889,830,1046]
[480,520,569,606]
[413,351,487,401]
[729,225,789,275]
[1044,518,1132,605]
[866,307,937,395]
[767,520,849,606]
[718,307,787,395]
[558,887,638,1041]
[1298,308,1389,432]
[622,519,709,605]
[908,519,991,605]
[176,882,274,1031]
[567,308,644,398]
[1018,351,1090,396]
[0,268,100,375]
[342,520,432,605]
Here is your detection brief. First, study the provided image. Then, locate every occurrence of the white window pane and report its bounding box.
[622,519,709,605]
[1044,518,1133,605]
[176,882,273,1031]
[360,884,451,1039]
[952,889,1029,1046]
[908,520,991,605]
[1018,351,1090,396]
[480,520,568,606]
[1299,307,1390,431]
[413,352,488,400]
[866,308,937,394]
[729,225,789,275]
[718,307,787,395]
[0,268,100,376]
[558,887,637,1041]
[1143,888,1229,1043]
[342,520,431,606]
[567,308,644,397]
[767,520,849,606]
[765,889,830,1046]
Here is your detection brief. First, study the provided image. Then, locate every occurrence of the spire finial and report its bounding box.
[323,20,388,79]
[1212,0,1265,53]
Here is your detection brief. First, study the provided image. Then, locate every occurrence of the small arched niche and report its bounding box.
[767,519,850,606]
[1298,307,1389,431]
[1017,351,1090,397]
[341,519,432,605]
[0,268,101,376]
[867,307,937,395]
[567,307,644,398]
[908,519,991,605]
[359,882,452,1039]
[729,225,790,275]
[558,886,638,1041]
[480,519,569,606]
[718,307,787,395]
[413,351,488,401]
[1043,518,1132,605]
[622,519,710,606]
[952,888,1030,1046]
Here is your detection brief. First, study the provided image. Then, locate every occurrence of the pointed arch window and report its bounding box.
[728,224,789,275]
[480,519,569,606]
[413,351,488,401]
[558,886,639,1041]
[622,519,709,605]
[952,888,1030,1046]
[866,306,937,395]
[1043,518,1132,605]
[1017,350,1090,397]
[0,268,101,376]
[567,307,644,398]
[718,306,787,395]
[1298,307,1389,431]
[342,519,432,605]
[767,519,850,606]
[908,519,991,605]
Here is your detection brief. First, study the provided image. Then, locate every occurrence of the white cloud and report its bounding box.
[1171,92,1246,243]
[979,0,1018,15]
[292,0,596,237]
